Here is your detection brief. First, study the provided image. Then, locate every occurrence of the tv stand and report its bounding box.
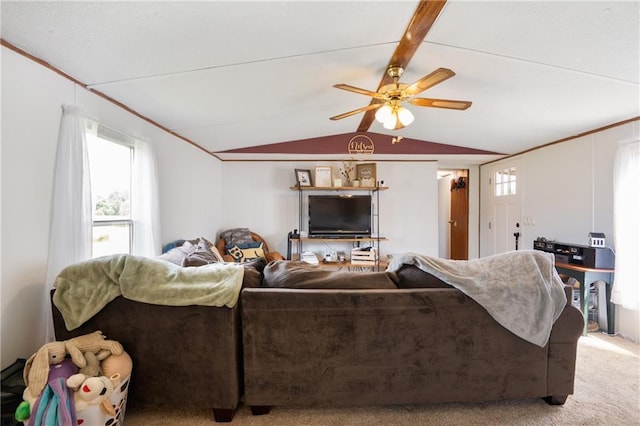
[290,185,388,270]
[309,235,370,239]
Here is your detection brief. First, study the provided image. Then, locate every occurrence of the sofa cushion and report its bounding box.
[262,260,398,289]
[242,262,264,289]
[394,264,451,288]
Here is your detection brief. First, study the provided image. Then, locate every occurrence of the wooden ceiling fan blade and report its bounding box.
[409,97,472,110]
[333,84,387,100]
[404,68,455,96]
[330,103,384,121]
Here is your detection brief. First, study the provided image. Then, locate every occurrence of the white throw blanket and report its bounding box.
[386,250,567,347]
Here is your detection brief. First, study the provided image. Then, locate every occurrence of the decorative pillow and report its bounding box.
[262,260,398,289]
[226,241,266,263]
[157,240,195,266]
[209,244,224,262]
[219,228,253,246]
[183,238,223,267]
[162,239,186,254]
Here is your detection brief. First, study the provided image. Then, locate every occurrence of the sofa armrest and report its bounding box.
[549,304,584,343]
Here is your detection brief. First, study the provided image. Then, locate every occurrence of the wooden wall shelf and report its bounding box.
[291,237,387,243]
[290,186,388,191]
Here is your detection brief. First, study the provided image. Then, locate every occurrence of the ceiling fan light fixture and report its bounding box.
[382,112,398,130]
[331,66,470,128]
[375,104,393,124]
[397,106,414,126]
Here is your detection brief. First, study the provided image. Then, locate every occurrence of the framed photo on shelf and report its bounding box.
[314,166,333,187]
[295,169,312,187]
[356,163,377,187]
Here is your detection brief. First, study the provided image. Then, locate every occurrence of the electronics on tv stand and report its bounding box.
[309,234,370,239]
[300,251,319,264]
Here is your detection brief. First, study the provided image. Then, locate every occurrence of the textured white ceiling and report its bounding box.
[2,1,638,160]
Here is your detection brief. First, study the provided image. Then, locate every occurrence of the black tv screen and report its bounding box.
[308,195,372,237]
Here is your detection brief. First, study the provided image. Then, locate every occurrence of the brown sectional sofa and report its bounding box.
[50,258,583,422]
[241,263,584,415]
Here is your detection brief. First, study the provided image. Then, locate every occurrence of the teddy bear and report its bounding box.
[23,331,123,401]
[66,372,121,416]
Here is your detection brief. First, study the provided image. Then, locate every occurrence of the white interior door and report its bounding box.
[490,160,523,254]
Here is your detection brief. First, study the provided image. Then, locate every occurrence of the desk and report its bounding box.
[555,262,615,336]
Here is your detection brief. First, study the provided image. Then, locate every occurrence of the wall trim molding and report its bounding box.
[0,39,219,160]
[481,116,640,166]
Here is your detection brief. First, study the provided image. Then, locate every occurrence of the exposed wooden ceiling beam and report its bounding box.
[357,0,448,132]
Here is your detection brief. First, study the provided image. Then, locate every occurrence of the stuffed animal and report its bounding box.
[79,351,101,377]
[66,373,121,416]
[101,351,133,380]
[23,331,123,400]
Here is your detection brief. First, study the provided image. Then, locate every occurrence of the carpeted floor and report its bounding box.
[125,333,640,425]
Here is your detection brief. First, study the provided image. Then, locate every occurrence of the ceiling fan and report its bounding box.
[330,66,472,130]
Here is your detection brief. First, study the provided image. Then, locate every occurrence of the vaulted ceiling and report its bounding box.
[2,1,638,163]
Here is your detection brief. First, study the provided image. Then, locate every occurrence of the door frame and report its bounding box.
[438,169,469,259]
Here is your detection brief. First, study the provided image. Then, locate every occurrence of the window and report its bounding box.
[494,167,517,197]
[86,124,133,257]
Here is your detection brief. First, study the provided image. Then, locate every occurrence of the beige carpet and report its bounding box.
[125,333,640,425]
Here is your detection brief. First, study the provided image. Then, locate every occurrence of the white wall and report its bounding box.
[220,161,441,259]
[480,121,640,341]
[1,47,223,368]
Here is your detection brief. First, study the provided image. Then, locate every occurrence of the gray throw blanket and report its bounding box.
[53,254,244,330]
[263,260,398,289]
[386,250,567,347]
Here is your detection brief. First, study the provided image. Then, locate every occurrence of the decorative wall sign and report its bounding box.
[356,163,377,187]
[348,135,375,156]
[314,166,333,187]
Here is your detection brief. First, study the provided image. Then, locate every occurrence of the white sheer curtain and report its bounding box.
[131,139,161,257]
[44,105,93,340]
[611,140,640,311]
[46,106,93,283]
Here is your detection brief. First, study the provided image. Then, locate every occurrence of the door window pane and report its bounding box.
[495,167,517,197]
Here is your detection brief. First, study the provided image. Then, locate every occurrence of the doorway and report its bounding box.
[438,169,469,260]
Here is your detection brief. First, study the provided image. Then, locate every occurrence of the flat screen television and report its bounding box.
[308,195,372,237]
